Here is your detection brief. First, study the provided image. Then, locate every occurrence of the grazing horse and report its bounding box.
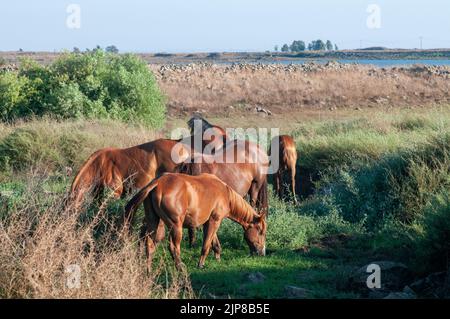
[270,135,298,203]
[187,115,229,153]
[176,139,269,246]
[69,116,228,213]
[124,173,267,271]
[69,138,191,209]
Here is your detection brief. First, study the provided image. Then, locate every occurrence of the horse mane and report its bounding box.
[175,161,195,175]
[227,186,258,225]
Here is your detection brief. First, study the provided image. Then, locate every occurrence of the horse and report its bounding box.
[124,173,267,271]
[270,135,298,203]
[69,138,190,208]
[187,114,229,153]
[69,116,228,213]
[175,139,269,246]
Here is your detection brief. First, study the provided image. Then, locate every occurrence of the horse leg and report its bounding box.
[168,224,184,270]
[291,165,297,204]
[188,227,196,248]
[198,219,220,269]
[212,234,222,261]
[275,171,282,199]
[143,211,161,274]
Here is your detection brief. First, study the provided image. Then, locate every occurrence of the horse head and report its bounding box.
[244,211,267,256]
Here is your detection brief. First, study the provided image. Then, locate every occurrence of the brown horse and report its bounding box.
[176,139,269,245]
[187,114,229,153]
[69,138,191,209]
[270,135,298,203]
[69,116,228,212]
[124,173,267,270]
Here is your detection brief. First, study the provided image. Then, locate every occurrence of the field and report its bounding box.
[1,55,450,299]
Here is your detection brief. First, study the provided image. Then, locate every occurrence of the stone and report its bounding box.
[246,272,266,284]
[384,290,416,299]
[284,285,310,298]
[348,261,412,293]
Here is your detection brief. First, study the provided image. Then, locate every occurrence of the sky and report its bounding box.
[1,0,450,52]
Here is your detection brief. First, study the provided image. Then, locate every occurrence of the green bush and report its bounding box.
[0,51,166,128]
[0,128,61,172]
[298,130,450,231]
[415,190,450,273]
[0,72,29,120]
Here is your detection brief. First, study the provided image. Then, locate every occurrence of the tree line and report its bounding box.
[274,40,338,52]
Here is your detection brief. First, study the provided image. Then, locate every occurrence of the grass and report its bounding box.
[0,174,193,298]
[151,63,450,116]
[2,106,450,298]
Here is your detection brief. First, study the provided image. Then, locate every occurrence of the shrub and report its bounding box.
[0,52,166,128]
[0,128,60,172]
[0,72,29,120]
[297,130,450,231]
[0,175,192,298]
[414,190,450,273]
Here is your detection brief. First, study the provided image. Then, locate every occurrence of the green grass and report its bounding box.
[2,107,450,298]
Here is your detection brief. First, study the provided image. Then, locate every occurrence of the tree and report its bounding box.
[281,44,290,52]
[290,40,306,52]
[307,43,313,51]
[72,47,81,53]
[105,45,119,54]
[309,40,326,51]
[274,45,279,52]
[326,40,333,51]
[334,44,339,51]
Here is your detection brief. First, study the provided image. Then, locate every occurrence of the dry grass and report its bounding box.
[151,63,450,116]
[0,172,193,299]
[0,118,163,181]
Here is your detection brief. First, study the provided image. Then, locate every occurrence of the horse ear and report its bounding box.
[255,210,267,222]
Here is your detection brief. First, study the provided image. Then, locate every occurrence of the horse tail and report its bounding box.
[256,177,269,215]
[69,150,104,206]
[124,178,159,225]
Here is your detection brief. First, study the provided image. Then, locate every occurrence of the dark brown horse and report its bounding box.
[124,173,267,270]
[187,114,229,153]
[176,139,269,245]
[270,135,298,203]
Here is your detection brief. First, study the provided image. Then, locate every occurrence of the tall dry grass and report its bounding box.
[0,172,193,299]
[150,63,450,115]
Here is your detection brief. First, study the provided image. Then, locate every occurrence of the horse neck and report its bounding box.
[227,188,257,228]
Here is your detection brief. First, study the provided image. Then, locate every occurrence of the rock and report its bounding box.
[410,271,448,298]
[383,285,417,299]
[368,290,390,299]
[384,291,416,299]
[254,106,272,116]
[284,285,310,299]
[348,261,413,293]
[246,272,266,284]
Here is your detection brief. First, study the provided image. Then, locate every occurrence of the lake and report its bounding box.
[275,59,450,67]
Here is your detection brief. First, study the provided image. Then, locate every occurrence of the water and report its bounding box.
[274,59,450,67]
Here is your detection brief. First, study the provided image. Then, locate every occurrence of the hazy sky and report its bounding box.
[1,0,449,52]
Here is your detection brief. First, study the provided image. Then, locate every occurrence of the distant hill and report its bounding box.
[2,49,450,65]
[361,47,388,51]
